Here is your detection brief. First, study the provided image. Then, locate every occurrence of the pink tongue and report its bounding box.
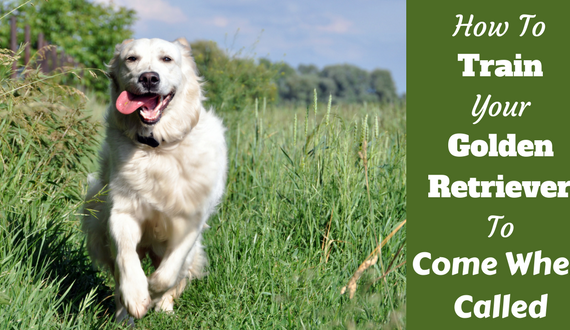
[116,91,159,115]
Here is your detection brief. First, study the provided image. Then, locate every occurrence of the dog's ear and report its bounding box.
[174,37,191,51]
[109,38,133,64]
[114,39,134,55]
[108,38,134,67]
[174,37,199,75]
[106,39,134,84]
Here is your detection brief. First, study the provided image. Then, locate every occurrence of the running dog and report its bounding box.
[83,37,227,322]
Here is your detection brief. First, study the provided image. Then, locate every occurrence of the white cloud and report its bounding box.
[315,15,353,34]
[94,0,187,24]
[212,16,230,28]
[197,16,257,35]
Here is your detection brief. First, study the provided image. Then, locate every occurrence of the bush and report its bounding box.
[191,40,277,112]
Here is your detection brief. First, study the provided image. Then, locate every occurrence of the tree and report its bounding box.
[370,69,397,103]
[320,64,377,103]
[0,0,136,99]
[297,64,319,75]
[273,61,296,100]
[278,74,320,105]
[317,76,337,102]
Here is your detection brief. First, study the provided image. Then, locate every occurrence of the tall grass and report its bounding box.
[0,49,119,329]
[1,43,405,327]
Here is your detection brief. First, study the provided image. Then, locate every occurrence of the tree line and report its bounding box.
[272,61,398,105]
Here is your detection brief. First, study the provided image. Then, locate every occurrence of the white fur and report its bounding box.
[82,38,227,322]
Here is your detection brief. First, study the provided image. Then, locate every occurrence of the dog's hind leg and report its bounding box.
[186,238,208,280]
[147,214,205,295]
[153,278,185,313]
[153,238,208,312]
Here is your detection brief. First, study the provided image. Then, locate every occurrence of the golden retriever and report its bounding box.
[82,37,227,322]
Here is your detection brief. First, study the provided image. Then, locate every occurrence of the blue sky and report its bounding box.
[96,0,406,94]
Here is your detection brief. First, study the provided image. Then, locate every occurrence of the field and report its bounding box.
[0,59,406,328]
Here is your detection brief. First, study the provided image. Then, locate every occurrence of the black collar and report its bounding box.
[136,133,160,148]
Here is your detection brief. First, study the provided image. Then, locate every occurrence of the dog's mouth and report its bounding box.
[116,91,174,125]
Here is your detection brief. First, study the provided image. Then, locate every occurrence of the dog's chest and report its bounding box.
[118,145,211,216]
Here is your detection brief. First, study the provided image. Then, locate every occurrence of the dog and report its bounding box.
[82,38,227,322]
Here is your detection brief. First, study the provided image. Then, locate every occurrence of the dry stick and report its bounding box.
[340,219,406,299]
[357,139,376,286]
[24,25,30,66]
[358,140,371,208]
[321,203,334,250]
[378,239,404,302]
[374,261,407,283]
[50,47,57,72]
[340,254,379,299]
[37,33,45,73]
[10,16,17,78]
[320,204,335,263]
[366,219,406,261]
[359,243,406,298]
[375,242,405,284]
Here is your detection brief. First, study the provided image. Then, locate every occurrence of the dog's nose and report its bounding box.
[139,71,160,91]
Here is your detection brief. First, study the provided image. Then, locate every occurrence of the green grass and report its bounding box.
[0,53,115,329]
[1,47,406,328]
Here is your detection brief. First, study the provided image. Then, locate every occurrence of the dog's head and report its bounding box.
[107,38,202,145]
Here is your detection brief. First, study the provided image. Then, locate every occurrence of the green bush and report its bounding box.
[191,40,277,112]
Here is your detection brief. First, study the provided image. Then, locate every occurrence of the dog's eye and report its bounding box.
[127,56,138,62]
[163,56,172,62]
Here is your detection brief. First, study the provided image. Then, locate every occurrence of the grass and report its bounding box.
[1,44,406,329]
[0,50,113,329]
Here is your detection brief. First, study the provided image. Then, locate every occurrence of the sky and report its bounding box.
[96,0,406,94]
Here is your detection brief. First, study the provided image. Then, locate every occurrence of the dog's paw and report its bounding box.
[120,274,151,319]
[148,269,176,294]
[121,287,151,319]
[115,294,135,326]
[153,293,175,313]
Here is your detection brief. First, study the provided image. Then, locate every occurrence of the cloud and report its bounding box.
[197,16,257,34]
[94,0,187,24]
[212,16,230,28]
[315,15,353,34]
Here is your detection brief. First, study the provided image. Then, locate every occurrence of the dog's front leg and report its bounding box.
[148,215,203,296]
[109,210,151,319]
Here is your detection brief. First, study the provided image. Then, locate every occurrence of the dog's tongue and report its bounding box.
[116,91,158,115]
